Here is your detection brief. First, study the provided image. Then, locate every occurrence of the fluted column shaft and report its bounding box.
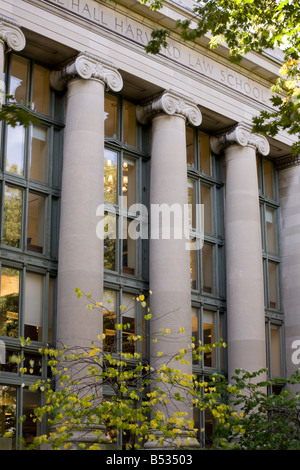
[51,52,123,349]
[211,123,270,380]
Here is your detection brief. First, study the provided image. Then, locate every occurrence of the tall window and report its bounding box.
[103,92,149,361]
[257,155,284,379]
[187,126,226,447]
[0,53,62,449]
[104,93,149,283]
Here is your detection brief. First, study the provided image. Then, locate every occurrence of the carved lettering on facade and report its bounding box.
[44,0,272,105]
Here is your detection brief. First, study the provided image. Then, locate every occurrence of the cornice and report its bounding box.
[0,14,26,51]
[136,89,202,126]
[210,122,270,156]
[50,51,123,92]
[275,154,300,171]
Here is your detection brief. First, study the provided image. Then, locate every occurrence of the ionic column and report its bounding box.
[50,52,123,349]
[0,15,26,81]
[276,155,300,388]
[137,91,201,446]
[211,123,270,381]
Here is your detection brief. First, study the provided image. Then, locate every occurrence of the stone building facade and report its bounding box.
[0,0,299,449]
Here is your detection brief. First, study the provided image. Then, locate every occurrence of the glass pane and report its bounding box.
[122,157,136,209]
[24,353,42,376]
[32,64,50,115]
[192,308,199,364]
[199,133,211,175]
[205,408,215,448]
[104,149,118,204]
[188,179,196,229]
[186,127,195,167]
[24,272,43,341]
[5,125,25,175]
[3,185,23,248]
[201,184,212,233]
[122,219,136,276]
[27,193,45,254]
[0,267,19,338]
[270,324,281,377]
[22,389,41,446]
[29,126,47,183]
[104,94,119,138]
[203,310,215,367]
[123,100,137,147]
[268,261,279,309]
[263,160,274,199]
[190,240,197,290]
[103,290,117,352]
[202,243,214,294]
[266,207,277,253]
[0,386,17,450]
[9,55,29,104]
[121,293,136,354]
[104,213,117,271]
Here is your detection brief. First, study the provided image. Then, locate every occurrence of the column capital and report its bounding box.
[0,15,26,51]
[210,122,270,156]
[50,51,123,92]
[136,89,202,127]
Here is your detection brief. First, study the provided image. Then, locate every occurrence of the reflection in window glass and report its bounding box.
[104,149,118,204]
[199,133,211,175]
[104,213,117,271]
[5,125,25,175]
[122,157,136,209]
[27,193,45,254]
[32,64,50,115]
[22,389,41,446]
[268,261,279,309]
[0,386,17,449]
[0,267,19,338]
[24,272,43,341]
[3,185,23,248]
[202,243,213,294]
[270,324,281,377]
[121,293,136,354]
[201,184,212,233]
[9,55,28,104]
[122,219,136,275]
[186,127,195,167]
[105,94,119,138]
[123,100,137,147]
[265,207,277,253]
[30,126,47,183]
[203,310,215,367]
[103,290,117,352]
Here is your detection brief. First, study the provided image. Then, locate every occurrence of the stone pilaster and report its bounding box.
[277,154,300,389]
[211,122,270,381]
[51,52,123,350]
